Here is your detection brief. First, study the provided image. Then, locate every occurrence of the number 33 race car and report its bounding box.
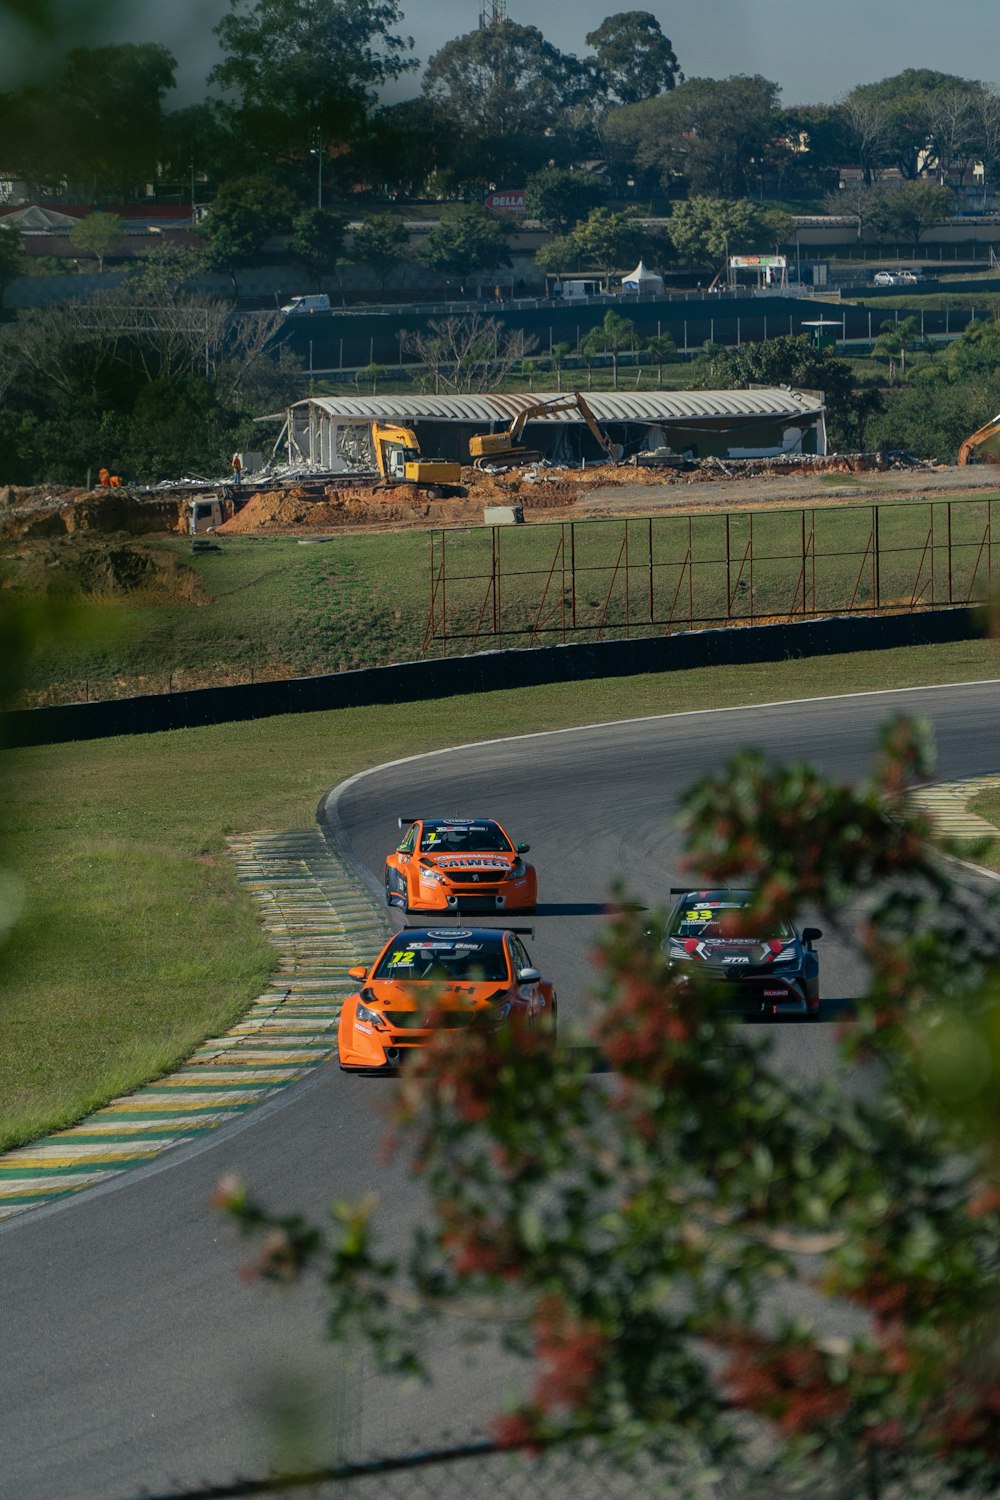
[337,926,556,1071]
[664,888,822,1019]
[384,817,537,914]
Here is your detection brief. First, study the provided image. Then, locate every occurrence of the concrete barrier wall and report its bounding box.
[1,607,983,750]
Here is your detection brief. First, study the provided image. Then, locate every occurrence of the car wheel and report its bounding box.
[807,998,821,1020]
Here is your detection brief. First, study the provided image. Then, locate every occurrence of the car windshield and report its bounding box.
[374,938,509,982]
[420,821,512,853]
[670,897,794,940]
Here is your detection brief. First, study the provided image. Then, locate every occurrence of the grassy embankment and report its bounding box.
[10,492,1000,705]
[2,634,999,1151]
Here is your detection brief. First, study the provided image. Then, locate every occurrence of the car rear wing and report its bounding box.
[401,921,535,938]
[398,816,419,827]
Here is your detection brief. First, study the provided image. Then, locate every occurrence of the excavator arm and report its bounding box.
[468,393,622,468]
[957,413,1000,465]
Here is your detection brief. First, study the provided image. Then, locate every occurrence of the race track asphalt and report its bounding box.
[1,680,997,1500]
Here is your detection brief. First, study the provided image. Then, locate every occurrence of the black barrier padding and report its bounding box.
[0,607,985,750]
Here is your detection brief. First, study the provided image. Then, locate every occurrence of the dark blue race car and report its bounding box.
[664,888,822,1019]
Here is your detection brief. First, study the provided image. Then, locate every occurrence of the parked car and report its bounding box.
[872,271,899,287]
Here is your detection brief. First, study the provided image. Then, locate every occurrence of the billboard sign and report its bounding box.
[486,190,526,213]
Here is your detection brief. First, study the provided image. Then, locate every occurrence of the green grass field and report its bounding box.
[2,634,998,1151]
[10,491,1000,703]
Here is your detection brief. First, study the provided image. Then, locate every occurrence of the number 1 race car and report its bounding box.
[384,817,537,914]
[337,926,556,1071]
[663,888,822,1019]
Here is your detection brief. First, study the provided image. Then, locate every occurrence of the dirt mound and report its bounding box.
[0,486,183,542]
[215,472,584,535]
[0,534,207,602]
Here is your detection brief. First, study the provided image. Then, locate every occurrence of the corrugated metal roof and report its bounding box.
[289,388,824,425]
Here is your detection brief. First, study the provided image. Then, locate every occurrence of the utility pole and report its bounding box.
[310,133,324,210]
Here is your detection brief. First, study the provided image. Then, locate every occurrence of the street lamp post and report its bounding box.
[310,141,323,210]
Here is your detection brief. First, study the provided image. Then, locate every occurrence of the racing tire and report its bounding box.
[806,998,821,1021]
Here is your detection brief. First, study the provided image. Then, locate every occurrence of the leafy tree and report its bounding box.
[706,334,882,452]
[941,315,1000,378]
[223,716,1000,1498]
[604,73,782,199]
[827,182,897,241]
[422,20,587,140]
[354,98,459,198]
[69,212,124,274]
[536,207,648,281]
[549,340,573,391]
[290,206,347,286]
[0,224,22,308]
[201,176,297,290]
[209,0,415,192]
[524,167,606,233]
[868,370,1000,461]
[842,69,975,182]
[584,10,682,104]
[351,213,410,292]
[886,182,954,240]
[419,204,511,278]
[580,308,639,389]
[667,197,792,270]
[159,102,240,197]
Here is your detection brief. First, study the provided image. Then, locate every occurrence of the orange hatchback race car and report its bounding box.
[384,817,537,914]
[337,926,556,1072]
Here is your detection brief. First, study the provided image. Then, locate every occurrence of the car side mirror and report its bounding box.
[516,842,531,853]
[347,964,368,981]
[517,967,541,983]
[802,927,822,944]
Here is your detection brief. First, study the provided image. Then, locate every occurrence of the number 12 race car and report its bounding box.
[384,817,537,914]
[664,888,822,1018]
[337,926,556,1071]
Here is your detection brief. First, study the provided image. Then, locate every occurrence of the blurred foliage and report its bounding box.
[225,716,1000,1496]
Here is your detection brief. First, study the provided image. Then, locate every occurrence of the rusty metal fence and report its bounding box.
[422,498,998,654]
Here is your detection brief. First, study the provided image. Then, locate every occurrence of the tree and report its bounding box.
[645,331,676,382]
[842,69,975,182]
[201,176,297,291]
[290,206,347,286]
[872,315,922,382]
[524,167,606,233]
[223,716,1000,1498]
[536,207,648,281]
[69,212,124,274]
[422,20,586,140]
[419,204,511,278]
[209,0,415,192]
[667,197,792,270]
[585,10,682,104]
[885,182,954,240]
[580,308,639,389]
[706,334,882,452]
[0,224,22,309]
[604,74,782,199]
[401,314,537,395]
[351,213,410,293]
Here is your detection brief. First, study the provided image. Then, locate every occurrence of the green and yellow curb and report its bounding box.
[0,827,390,1222]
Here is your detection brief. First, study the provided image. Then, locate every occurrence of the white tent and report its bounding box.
[621,260,664,295]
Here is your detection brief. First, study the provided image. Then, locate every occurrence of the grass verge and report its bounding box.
[1,634,998,1151]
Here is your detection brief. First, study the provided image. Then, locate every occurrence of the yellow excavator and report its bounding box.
[957,413,1000,465]
[468,392,623,469]
[370,422,465,497]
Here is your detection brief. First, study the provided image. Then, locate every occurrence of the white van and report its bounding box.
[280,293,331,317]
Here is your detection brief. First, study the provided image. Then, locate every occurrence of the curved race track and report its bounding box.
[0,682,997,1500]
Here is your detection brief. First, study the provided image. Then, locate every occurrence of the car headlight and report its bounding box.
[420,867,445,883]
[356,1003,386,1028]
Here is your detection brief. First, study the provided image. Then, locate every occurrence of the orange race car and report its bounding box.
[337,925,556,1072]
[384,816,537,914]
